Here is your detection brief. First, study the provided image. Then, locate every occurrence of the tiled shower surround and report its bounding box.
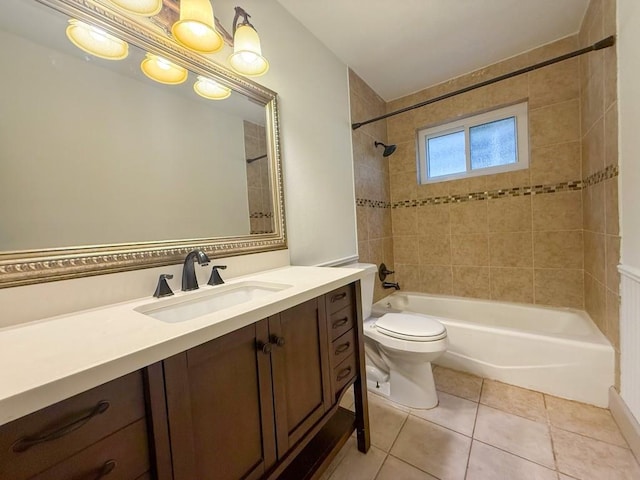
[349,0,620,380]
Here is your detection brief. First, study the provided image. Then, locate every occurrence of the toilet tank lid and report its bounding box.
[376,313,446,341]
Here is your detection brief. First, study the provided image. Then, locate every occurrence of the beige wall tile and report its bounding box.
[416,204,450,235]
[535,269,584,308]
[448,176,488,196]
[453,266,491,299]
[604,177,619,235]
[529,58,580,109]
[583,183,605,233]
[368,207,388,239]
[484,169,531,191]
[584,231,606,282]
[603,0,616,37]
[395,263,420,291]
[490,268,534,304]
[487,196,532,232]
[387,110,417,144]
[390,142,417,174]
[416,181,449,199]
[582,117,605,177]
[450,201,488,234]
[356,206,368,241]
[534,231,584,269]
[420,265,453,295]
[581,67,605,134]
[489,232,533,267]
[452,234,490,266]
[419,234,451,265]
[390,170,417,202]
[532,191,583,231]
[604,103,618,169]
[383,237,395,266]
[604,47,617,111]
[391,208,417,236]
[605,289,620,350]
[530,141,581,185]
[606,234,621,293]
[529,100,580,148]
[393,236,419,264]
[528,35,578,64]
[585,272,606,331]
[358,241,370,264]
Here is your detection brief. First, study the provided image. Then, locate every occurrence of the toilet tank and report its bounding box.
[344,263,377,320]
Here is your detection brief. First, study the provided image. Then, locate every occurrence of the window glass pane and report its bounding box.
[469,117,517,170]
[427,131,466,178]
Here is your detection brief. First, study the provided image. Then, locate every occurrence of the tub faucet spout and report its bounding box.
[382,281,400,290]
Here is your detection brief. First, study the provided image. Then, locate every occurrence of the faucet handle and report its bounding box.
[153,274,174,298]
[207,265,227,286]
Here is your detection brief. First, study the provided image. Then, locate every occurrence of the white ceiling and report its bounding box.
[276,0,590,101]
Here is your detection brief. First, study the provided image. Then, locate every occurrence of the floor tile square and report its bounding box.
[326,438,386,480]
[545,394,627,446]
[376,455,438,480]
[411,391,478,436]
[391,415,471,480]
[433,366,483,401]
[474,405,554,468]
[552,427,640,480]
[466,440,558,480]
[480,379,547,422]
[368,392,409,451]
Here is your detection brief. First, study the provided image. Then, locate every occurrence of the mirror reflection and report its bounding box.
[0,0,274,253]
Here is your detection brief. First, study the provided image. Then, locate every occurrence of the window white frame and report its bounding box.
[417,102,529,184]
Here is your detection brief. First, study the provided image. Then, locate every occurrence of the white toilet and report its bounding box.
[355,263,448,409]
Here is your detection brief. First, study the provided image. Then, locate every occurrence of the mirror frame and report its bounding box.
[0,0,286,288]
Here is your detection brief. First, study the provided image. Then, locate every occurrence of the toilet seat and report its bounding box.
[375,313,447,342]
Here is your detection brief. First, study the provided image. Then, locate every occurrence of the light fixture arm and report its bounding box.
[232,6,255,33]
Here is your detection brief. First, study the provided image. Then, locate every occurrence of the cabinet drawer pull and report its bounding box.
[336,367,352,381]
[257,341,272,355]
[332,317,349,329]
[94,459,117,479]
[12,400,110,453]
[335,342,351,354]
[270,335,286,347]
[330,292,347,303]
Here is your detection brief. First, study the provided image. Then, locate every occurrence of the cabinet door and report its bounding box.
[269,298,332,456]
[164,321,276,480]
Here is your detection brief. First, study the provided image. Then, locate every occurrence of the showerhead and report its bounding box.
[374,141,397,157]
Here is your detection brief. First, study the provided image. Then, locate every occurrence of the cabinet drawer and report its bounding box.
[326,285,353,314]
[32,419,149,480]
[330,329,355,370]
[328,306,355,341]
[333,355,357,396]
[0,371,146,480]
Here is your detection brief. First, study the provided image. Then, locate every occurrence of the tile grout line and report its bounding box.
[463,378,483,479]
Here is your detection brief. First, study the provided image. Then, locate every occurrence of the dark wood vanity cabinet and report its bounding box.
[0,282,368,480]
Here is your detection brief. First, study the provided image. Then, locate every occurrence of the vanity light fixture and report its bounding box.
[107,0,162,17]
[65,19,129,60]
[172,0,224,53]
[228,7,269,77]
[141,53,188,85]
[193,76,231,100]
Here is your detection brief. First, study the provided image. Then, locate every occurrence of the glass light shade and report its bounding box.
[228,24,269,77]
[107,0,162,17]
[194,76,231,100]
[172,0,223,53]
[140,54,188,85]
[65,19,128,60]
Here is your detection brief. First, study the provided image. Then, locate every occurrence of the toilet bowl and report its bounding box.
[347,263,448,409]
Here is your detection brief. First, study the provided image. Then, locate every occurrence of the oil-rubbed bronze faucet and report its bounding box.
[382,281,401,290]
[182,250,210,291]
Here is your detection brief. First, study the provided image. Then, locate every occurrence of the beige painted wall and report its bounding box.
[384,37,585,309]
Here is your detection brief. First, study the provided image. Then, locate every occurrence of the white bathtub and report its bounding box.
[372,292,615,407]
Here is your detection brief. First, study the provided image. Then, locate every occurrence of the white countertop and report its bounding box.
[0,265,366,426]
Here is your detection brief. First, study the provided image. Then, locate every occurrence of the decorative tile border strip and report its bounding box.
[249,212,274,219]
[583,164,619,188]
[356,165,618,209]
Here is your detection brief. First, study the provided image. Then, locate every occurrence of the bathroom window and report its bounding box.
[417,102,529,184]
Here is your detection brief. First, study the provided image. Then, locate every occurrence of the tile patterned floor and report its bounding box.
[321,366,640,480]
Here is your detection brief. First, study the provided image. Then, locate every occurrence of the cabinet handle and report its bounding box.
[257,341,272,355]
[12,401,110,453]
[336,367,352,381]
[94,459,117,479]
[330,292,347,303]
[270,335,286,347]
[332,317,349,329]
[335,342,351,355]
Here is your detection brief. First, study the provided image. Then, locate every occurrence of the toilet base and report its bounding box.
[365,359,439,409]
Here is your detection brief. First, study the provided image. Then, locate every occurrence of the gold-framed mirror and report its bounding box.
[0,0,286,288]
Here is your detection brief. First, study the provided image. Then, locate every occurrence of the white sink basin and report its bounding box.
[135,281,292,323]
